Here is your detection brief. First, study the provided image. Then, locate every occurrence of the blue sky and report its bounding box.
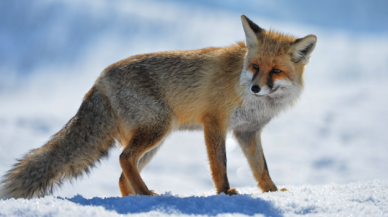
[162,0,388,33]
[1,0,387,81]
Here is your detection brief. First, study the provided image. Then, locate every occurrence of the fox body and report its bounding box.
[0,15,317,198]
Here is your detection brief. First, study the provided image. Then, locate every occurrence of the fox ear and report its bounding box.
[290,35,317,64]
[241,15,263,49]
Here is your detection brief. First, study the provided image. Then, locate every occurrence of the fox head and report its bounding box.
[239,15,317,101]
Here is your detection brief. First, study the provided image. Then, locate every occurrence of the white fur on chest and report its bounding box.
[229,83,301,132]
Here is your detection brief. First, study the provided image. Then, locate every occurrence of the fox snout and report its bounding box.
[249,83,272,96]
[249,72,273,96]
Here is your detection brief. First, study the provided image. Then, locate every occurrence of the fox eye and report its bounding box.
[272,68,282,74]
[252,64,259,70]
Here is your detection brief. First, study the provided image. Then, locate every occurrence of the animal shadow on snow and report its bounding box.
[66,193,284,216]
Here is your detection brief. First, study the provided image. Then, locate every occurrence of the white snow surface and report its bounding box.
[1,0,388,216]
[1,180,387,216]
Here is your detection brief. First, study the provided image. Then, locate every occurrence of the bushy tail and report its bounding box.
[0,87,119,199]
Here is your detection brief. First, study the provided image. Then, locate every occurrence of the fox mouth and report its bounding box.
[270,87,280,94]
[253,87,279,97]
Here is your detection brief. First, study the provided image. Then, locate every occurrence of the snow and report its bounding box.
[1,180,387,216]
[1,0,388,216]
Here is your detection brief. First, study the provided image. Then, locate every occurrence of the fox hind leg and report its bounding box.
[119,141,163,196]
[119,120,170,196]
[137,141,164,172]
[119,172,134,196]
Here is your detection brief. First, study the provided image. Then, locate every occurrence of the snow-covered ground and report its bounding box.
[1,180,387,216]
[1,0,388,216]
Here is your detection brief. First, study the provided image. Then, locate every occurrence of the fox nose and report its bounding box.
[251,85,261,93]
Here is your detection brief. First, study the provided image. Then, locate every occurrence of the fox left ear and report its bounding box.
[290,35,317,64]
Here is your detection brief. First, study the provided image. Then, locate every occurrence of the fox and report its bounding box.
[0,15,316,199]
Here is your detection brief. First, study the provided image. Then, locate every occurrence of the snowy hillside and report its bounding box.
[1,0,388,216]
[1,180,387,216]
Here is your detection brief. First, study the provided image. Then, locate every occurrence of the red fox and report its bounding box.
[0,15,316,198]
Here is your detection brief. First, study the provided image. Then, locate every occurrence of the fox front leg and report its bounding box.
[234,130,285,192]
[203,115,238,196]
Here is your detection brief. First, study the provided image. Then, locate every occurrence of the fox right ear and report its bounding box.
[241,15,263,49]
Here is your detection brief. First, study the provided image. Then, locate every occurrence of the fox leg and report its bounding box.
[119,123,170,196]
[137,141,163,172]
[203,116,238,196]
[119,172,134,196]
[234,130,281,192]
[119,141,163,196]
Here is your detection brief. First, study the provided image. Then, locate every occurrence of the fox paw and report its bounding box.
[149,190,158,196]
[226,188,239,196]
[280,188,288,192]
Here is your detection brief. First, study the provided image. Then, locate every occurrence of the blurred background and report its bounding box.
[0,0,387,198]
